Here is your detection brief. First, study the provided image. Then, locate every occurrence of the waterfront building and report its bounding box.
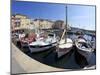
[11,14,34,30]
[12,14,72,30]
[33,19,53,29]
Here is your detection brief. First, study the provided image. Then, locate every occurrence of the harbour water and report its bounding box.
[15,33,96,69]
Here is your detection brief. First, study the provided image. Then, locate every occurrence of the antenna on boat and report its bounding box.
[65,5,67,43]
[38,17,41,33]
[39,18,40,32]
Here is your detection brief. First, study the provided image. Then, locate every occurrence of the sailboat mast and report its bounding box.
[39,18,40,31]
[38,18,41,33]
[65,6,67,43]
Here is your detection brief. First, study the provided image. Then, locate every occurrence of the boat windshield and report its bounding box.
[48,34,54,37]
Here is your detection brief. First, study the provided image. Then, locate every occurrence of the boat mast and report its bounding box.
[65,6,67,43]
[38,18,41,33]
[39,18,40,30]
[59,6,68,43]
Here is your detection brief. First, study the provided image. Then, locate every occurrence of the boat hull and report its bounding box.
[56,38,73,58]
[57,46,72,58]
[77,48,92,59]
[20,42,29,48]
[29,42,57,53]
[75,38,94,62]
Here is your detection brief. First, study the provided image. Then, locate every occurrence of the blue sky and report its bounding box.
[67,5,95,30]
[12,1,95,30]
[12,1,66,21]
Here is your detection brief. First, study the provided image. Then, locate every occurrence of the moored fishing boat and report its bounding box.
[56,38,73,58]
[28,32,58,53]
[55,6,73,58]
[75,36,94,62]
[19,32,36,48]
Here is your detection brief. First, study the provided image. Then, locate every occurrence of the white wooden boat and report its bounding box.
[55,6,73,58]
[75,37,94,62]
[29,33,58,53]
[56,38,73,58]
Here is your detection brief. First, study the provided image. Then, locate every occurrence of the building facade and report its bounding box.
[33,19,53,29]
[11,14,34,30]
[12,14,72,30]
[52,20,65,29]
[11,14,54,30]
